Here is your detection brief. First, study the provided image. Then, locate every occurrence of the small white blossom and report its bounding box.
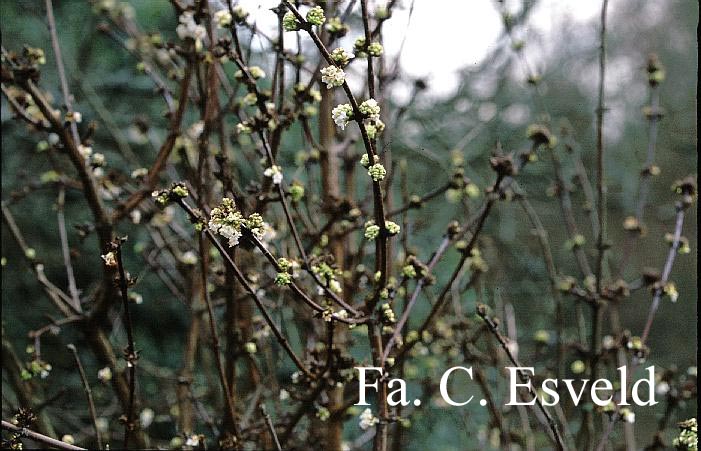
[329,279,342,294]
[176,11,206,51]
[620,408,635,424]
[140,408,155,428]
[66,111,82,123]
[188,120,205,138]
[208,198,245,247]
[264,165,283,185]
[180,250,198,265]
[232,5,248,21]
[130,209,142,224]
[333,309,349,320]
[332,103,353,130]
[213,9,232,28]
[655,381,670,396]
[78,145,93,160]
[101,251,117,267]
[320,65,346,88]
[131,167,148,179]
[279,389,290,400]
[249,66,266,79]
[316,406,330,421]
[359,98,380,120]
[330,47,354,66]
[185,434,201,447]
[364,222,380,240]
[97,366,112,382]
[359,408,379,430]
[91,152,105,166]
[368,163,386,181]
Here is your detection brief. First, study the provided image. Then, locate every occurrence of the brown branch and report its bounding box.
[114,240,138,449]
[2,420,86,451]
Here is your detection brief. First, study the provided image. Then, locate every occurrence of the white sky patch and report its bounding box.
[235,0,603,98]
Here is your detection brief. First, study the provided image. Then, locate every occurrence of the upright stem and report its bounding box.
[115,242,137,449]
[197,234,241,442]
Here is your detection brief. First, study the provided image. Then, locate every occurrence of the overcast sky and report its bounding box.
[237,0,605,97]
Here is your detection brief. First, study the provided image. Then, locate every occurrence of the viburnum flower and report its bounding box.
[325,16,348,34]
[185,435,201,447]
[264,165,283,185]
[316,406,330,421]
[359,98,381,119]
[289,183,305,202]
[364,222,380,240]
[329,279,342,293]
[213,9,232,28]
[275,272,292,286]
[354,37,367,55]
[330,47,354,66]
[248,66,266,79]
[359,408,379,430]
[332,103,353,130]
[78,144,93,160]
[360,153,380,168]
[320,65,346,88]
[365,119,385,139]
[385,220,400,236]
[619,408,636,424]
[368,162,386,181]
[368,42,384,57]
[208,198,246,247]
[176,11,206,50]
[97,367,112,382]
[282,12,300,31]
[232,5,248,22]
[306,6,325,25]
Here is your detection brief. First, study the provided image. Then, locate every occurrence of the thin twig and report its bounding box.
[259,404,282,451]
[476,306,566,451]
[57,187,81,312]
[66,344,102,450]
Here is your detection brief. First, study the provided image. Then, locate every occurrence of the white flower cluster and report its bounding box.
[208,198,246,247]
[332,103,353,130]
[368,163,386,181]
[358,408,379,430]
[359,98,380,120]
[176,11,206,50]
[213,9,232,28]
[264,165,283,185]
[320,65,346,88]
[330,47,354,66]
[312,262,343,295]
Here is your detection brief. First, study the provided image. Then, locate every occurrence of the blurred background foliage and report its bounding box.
[1,0,697,449]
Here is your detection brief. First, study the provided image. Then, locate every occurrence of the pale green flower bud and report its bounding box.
[306,6,325,26]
